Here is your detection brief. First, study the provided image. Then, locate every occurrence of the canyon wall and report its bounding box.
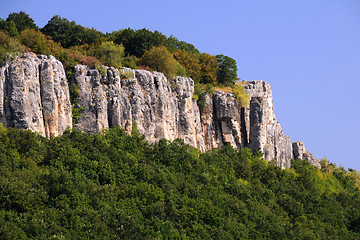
[0,53,319,167]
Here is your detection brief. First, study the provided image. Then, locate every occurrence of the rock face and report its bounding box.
[0,53,72,137]
[72,66,206,150]
[0,54,319,168]
[293,141,321,168]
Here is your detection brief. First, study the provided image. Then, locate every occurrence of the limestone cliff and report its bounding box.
[0,54,318,167]
[0,53,72,137]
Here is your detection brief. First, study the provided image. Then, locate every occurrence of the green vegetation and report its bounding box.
[95,41,124,69]
[19,29,52,55]
[120,69,134,80]
[0,126,359,239]
[1,11,359,239]
[6,11,38,33]
[0,11,240,88]
[96,65,107,78]
[232,82,251,107]
[41,15,103,48]
[0,31,25,63]
[111,28,168,58]
[173,49,201,81]
[140,46,182,78]
[199,53,220,85]
[217,54,238,84]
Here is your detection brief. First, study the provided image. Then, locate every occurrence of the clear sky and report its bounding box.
[1,0,360,170]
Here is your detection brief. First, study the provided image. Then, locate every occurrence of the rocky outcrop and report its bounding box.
[71,66,303,167]
[72,66,206,150]
[244,81,293,168]
[0,53,72,137]
[293,141,321,168]
[0,53,319,168]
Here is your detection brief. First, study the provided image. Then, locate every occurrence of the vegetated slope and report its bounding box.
[0,125,359,239]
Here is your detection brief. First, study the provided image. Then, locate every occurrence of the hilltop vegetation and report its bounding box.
[0,125,360,239]
[0,11,238,86]
[0,11,251,107]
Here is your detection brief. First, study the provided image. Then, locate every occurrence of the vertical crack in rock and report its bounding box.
[39,55,72,137]
[6,53,45,134]
[240,107,248,148]
[0,62,9,126]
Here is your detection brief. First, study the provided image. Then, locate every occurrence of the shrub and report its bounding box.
[232,83,250,107]
[96,65,107,78]
[72,105,85,125]
[122,55,139,69]
[42,15,103,48]
[175,62,187,77]
[112,28,167,58]
[205,83,215,94]
[0,31,25,63]
[120,70,134,80]
[19,29,51,55]
[95,41,124,69]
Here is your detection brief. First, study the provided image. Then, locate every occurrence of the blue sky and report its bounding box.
[1,0,360,169]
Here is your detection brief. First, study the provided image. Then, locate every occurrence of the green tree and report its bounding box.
[95,41,124,68]
[0,20,19,37]
[6,11,38,33]
[166,35,200,54]
[140,46,180,78]
[216,54,238,84]
[199,53,219,85]
[173,49,201,81]
[112,28,167,58]
[42,15,103,48]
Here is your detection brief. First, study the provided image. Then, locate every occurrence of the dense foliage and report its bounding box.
[0,125,359,239]
[216,54,238,84]
[95,41,124,69]
[140,46,185,78]
[0,31,25,62]
[41,15,104,48]
[0,12,240,86]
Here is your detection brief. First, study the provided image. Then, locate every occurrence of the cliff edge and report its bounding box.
[0,53,319,167]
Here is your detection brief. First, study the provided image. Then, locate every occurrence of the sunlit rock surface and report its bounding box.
[0,54,319,167]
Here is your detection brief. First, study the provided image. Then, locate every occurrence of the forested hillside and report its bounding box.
[0,125,360,239]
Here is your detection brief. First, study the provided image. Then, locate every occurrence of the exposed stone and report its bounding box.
[0,54,320,168]
[0,53,72,137]
[0,62,9,126]
[73,67,206,150]
[39,55,72,137]
[293,141,321,168]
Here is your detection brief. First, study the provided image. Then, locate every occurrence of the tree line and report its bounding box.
[0,11,238,86]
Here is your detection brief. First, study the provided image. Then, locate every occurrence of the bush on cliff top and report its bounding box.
[232,82,250,107]
[0,30,25,63]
